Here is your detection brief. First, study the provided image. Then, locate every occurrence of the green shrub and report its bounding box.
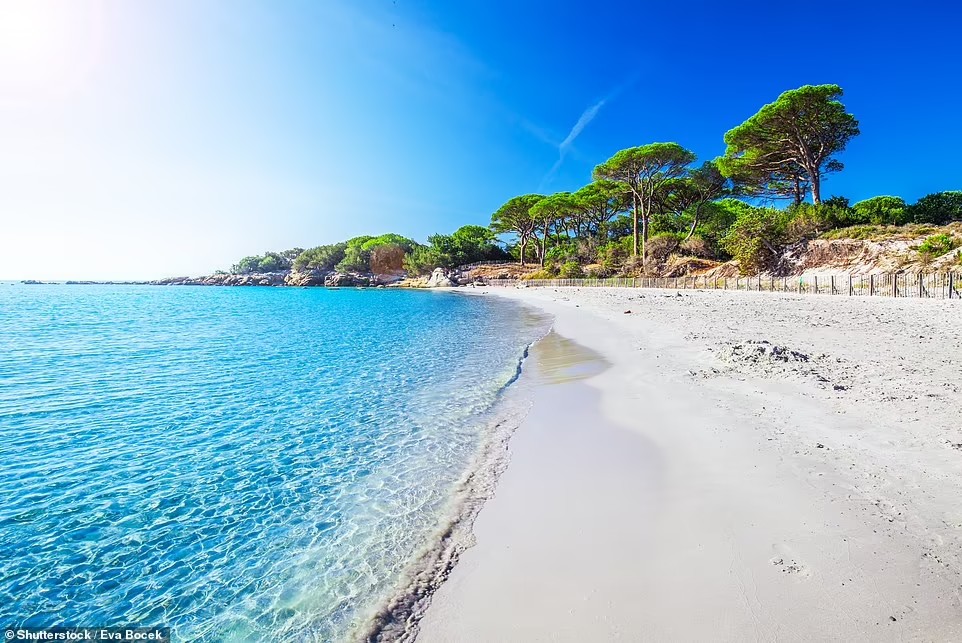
[644,232,684,266]
[907,191,962,225]
[820,223,941,241]
[293,243,348,271]
[544,241,579,265]
[851,196,908,225]
[598,236,632,272]
[679,235,713,258]
[558,261,584,278]
[232,249,302,274]
[721,206,786,274]
[403,246,445,275]
[522,268,556,280]
[584,264,608,278]
[916,233,960,260]
[784,203,853,240]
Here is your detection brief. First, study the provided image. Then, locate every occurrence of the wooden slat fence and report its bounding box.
[480,272,962,299]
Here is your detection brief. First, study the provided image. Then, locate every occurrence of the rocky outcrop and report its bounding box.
[426,268,455,288]
[374,272,405,286]
[324,272,372,287]
[284,269,327,287]
[151,272,288,286]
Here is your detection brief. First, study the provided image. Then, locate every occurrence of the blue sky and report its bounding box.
[1,0,960,279]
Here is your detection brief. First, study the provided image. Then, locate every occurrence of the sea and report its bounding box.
[0,284,550,640]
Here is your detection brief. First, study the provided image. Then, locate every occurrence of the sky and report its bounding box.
[1,0,960,280]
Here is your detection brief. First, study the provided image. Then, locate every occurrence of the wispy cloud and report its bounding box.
[558,98,607,154]
[539,98,606,188]
[539,75,639,190]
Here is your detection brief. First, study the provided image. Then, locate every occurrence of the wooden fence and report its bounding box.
[481,272,962,299]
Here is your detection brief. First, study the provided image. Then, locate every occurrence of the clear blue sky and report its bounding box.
[1,0,959,279]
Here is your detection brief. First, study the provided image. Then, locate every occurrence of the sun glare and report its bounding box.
[0,0,101,98]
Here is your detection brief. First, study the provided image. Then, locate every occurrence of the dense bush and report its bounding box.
[907,191,962,225]
[293,243,347,271]
[721,206,786,274]
[402,246,445,274]
[644,232,684,266]
[232,249,303,274]
[598,236,632,273]
[558,261,584,278]
[402,225,507,274]
[231,185,962,280]
[679,235,713,258]
[544,241,580,266]
[820,223,940,241]
[784,203,858,240]
[335,234,418,273]
[584,264,608,278]
[522,268,557,280]
[916,233,960,260]
[851,196,908,225]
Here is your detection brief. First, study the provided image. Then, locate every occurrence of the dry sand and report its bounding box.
[417,287,962,642]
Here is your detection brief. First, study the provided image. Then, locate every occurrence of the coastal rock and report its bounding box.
[427,268,455,288]
[151,272,287,286]
[325,272,372,287]
[285,269,327,287]
[374,272,405,286]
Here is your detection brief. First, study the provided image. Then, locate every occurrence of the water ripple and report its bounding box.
[0,285,549,640]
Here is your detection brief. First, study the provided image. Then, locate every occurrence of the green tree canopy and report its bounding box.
[490,194,544,266]
[721,84,859,204]
[907,191,962,225]
[593,142,696,260]
[660,160,729,241]
[231,249,302,274]
[293,243,348,272]
[529,193,578,266]
[572,180,627,237]
[851,196,908,225]
[336,234,418,273]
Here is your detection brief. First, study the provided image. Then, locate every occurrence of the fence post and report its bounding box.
[950,273,955,299]
[893,274,898,297]
[870,274,875,296]
[814,275,818,294]
[848,275,853,296]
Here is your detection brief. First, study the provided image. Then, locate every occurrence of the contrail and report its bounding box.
[538,98,607,189]
[558,98,607,154]
[540,74,638,189]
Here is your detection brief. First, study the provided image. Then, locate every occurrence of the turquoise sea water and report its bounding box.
[0,285,548,640]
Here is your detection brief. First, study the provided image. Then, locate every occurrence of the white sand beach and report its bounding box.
[418,287,962,641]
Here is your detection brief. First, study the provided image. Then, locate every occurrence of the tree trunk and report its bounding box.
[793,176,803,206]
[684,202,703,242]
[810,169,821,204]
[539,221,550,267]
[641,215,649,268]
[631,192,639,257]
[519,238,526,267]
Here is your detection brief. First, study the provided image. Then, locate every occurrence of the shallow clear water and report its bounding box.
[0,285,548,640]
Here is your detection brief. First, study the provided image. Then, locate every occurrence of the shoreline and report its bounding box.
[417,286,962,640]
[352,299,552,642]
